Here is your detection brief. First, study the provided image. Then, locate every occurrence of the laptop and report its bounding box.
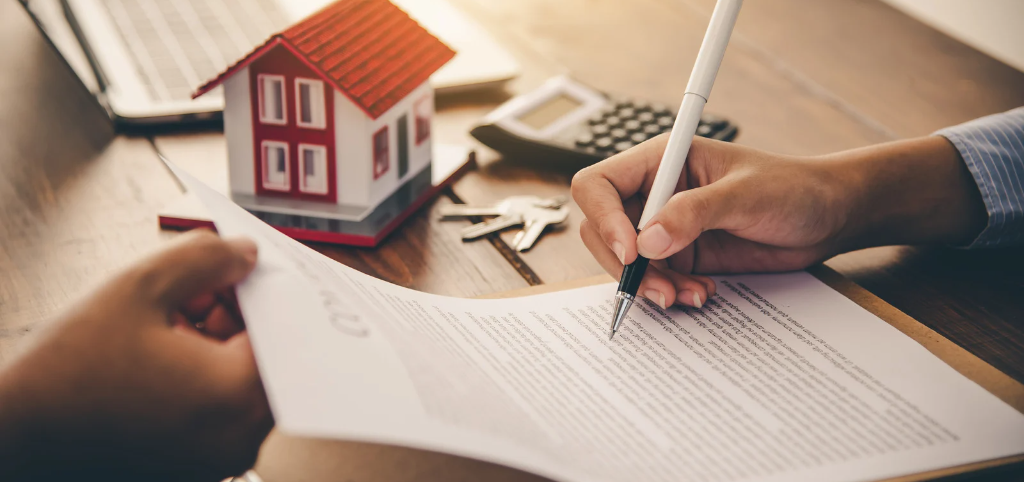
[20,0,520,125]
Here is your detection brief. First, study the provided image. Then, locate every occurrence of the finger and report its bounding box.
[694,274,717,297]
[170,311,193,331]
[218,289,245,328]
[204,331,264,408]
[202,304,245,340]
[135,230,258,310]
[664,244,698,275]
[210,331,274,476]
[663,270,713,309]
[222,332,258,371]
[580,219,626,277]
[664,253,717,296]
[572,135,671,265]
[636,180,738,260]
[182,292,217,320]
[581,219,677,310]
[636,263,685,311]
[216,332,266,406]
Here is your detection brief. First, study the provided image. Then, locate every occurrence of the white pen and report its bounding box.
[609,0,743,339]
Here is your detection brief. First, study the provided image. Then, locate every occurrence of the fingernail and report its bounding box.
[637,224,671,258]
[611,241,626,265]
[678,290,703,309]
[229,238,258,264]
[644,289,667,310]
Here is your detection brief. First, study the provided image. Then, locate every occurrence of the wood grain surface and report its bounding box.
[0,3,174,362]
[684,0,1024,138]
[2,0,1024,480]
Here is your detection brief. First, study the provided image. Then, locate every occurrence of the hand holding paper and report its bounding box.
[170,161,1024,482]
[0,230,271,481]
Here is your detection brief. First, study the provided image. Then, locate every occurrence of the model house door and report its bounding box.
[250,56,337,203]
[397,114,409,178]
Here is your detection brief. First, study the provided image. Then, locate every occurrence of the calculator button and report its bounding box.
[576,133,595,146]
[610,128,629,141]
[657,116,674,128]
[616,107,636,119]
[594,137,615,150]
[652,104,672,116]
[630,132,648,143]
[711,124,739,141]
[613,98,633,109]
[604,116,623,127]
[587,114,606,125]
[637,112,654,123]
[643,124,662,135]
[696,124,714,137]
[614,141,635,152]
[633,100,652,112]
[590,124,610,135]
[702,115,727,128]
[623,119,642,132]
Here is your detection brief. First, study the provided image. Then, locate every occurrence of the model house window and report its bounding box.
[373,126,389,179]
[262,140,289,191]
[414,95,431,145]
[295,78,326,129]
[298,144,328,194]
[258,74,286,125]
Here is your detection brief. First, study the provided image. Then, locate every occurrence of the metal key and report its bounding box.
[511,205,570,251]
[439,195,569,218]
[533,195,569,210]
[460,213,525,239]
[439,195,545,218]
[443,195,570,241]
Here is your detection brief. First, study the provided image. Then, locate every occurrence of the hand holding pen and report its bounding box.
[571,0,988,338]
[596,0,744,338]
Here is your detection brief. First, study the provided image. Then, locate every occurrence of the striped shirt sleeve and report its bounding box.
[934,107,1024,249]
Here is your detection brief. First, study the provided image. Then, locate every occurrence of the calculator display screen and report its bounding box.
[516,94,583,130]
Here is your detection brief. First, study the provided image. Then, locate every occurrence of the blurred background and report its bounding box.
[883,0,1024,72]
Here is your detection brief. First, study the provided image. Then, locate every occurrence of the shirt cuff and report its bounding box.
[933,107,1024,249]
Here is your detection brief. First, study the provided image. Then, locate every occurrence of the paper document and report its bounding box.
[171,164,1024,482]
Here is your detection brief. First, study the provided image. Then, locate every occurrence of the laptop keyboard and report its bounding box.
[99,0,289,101]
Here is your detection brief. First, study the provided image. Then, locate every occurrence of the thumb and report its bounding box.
[636,181,735,260]
[219,331,262,386]
[136,230,258,309]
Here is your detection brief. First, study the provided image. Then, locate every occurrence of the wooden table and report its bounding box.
[2,0,1023,480]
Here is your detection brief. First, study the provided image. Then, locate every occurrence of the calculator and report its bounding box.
[470,76,738,165]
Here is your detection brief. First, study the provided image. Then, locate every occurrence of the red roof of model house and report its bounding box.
[193,0,456,119]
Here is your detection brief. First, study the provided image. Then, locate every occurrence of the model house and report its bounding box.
[193,0,455,220]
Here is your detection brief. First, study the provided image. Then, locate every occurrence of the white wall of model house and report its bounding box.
[222,66,433,211]
[333,80,433,209]
[224,66,255,197]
